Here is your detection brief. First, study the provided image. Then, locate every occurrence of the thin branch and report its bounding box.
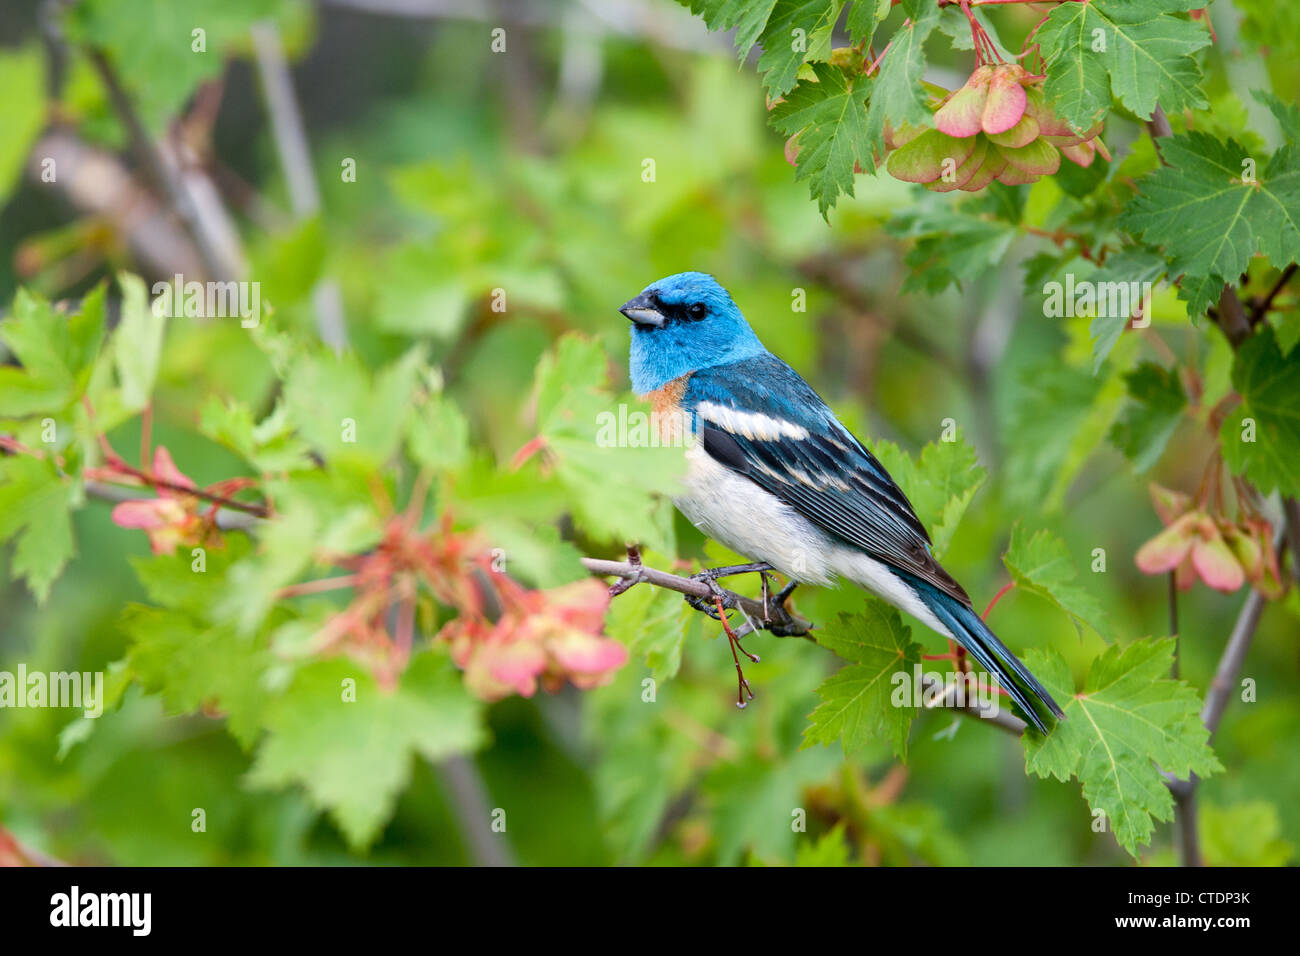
[87,49,234,283]
[1250,262,1297,325]
[580,556,812,637]
[84,480,265,531]
[250,21,348,350]
[1215,284,1253,349]
[1200,587,1267,738]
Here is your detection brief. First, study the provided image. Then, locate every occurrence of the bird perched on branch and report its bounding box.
[619,271,1062,733]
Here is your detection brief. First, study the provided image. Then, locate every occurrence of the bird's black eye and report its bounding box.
[688,302,707,320]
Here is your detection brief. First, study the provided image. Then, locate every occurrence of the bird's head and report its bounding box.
[620,272,765,394]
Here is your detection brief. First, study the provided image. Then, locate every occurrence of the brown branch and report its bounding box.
[580,556,812,638]
[1250,262,1297,325]
[87,49,234,283]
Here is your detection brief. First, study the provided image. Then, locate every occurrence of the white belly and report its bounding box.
[674,445,954,640]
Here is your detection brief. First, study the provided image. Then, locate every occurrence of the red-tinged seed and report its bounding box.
[926,136,989,192]
[981,67,1028,135]
[995,138,1060,176]
[985,113,1040,149]
[959,151,1006,191]
[995,162,1039,186]
[887,128,979,183]
[934,70,991,138]
[1059,140,1095,168]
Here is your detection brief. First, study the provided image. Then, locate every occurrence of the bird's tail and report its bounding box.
[906,576,1064,735]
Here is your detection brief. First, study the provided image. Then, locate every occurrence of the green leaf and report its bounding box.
[1002,523,1107,634]
[678,0,778,61]
[1003,358,1126,510]
[247,651,487,850]
[1038,0,1210,130]
[869,429,987,559]
[706,746,839,864]
[1108,362,1186,473]
[754,0,844,98]
[1085,248,1168,371]
[406,392,471,474]
[846,0,891,46]
[0,287,106,416]
[1219,326,1300,497]
[795,822,852,866]
[283,346,423,468]
[769,63,870,217]
[122,603,271,749]
[112,273,166,411]
[1120,132,1300,317]
[0,455,76,602]
[862,1,942,167]
[532,334,684,552]
[802,601,924,759]
[887,196,1018,294]
[65,0,304,132]
[604,576,691,681]
[199,395,314,473]
[1022,639,1222,857]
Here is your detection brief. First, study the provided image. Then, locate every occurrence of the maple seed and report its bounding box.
[934,65,992,138]
[981,65,1028,135]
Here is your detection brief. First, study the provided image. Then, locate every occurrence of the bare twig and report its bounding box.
[435,755,516,867]
[580,556,813,638]
[87,49,235,283]
[1251,263,1297,325]
[250,21,348,350]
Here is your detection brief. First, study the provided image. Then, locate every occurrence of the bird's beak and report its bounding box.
[619,293,664,327]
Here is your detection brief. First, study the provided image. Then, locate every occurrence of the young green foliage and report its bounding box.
[1037,0,1210,131]
[247,652,487,850]
[1022,639,1222,857]
[1220,326,1300,498]
[1002,523,1107,635]
[1109,362,1187,473]
[803,600,924,759]
[1121,120,1300,317]
[869,428,987,559]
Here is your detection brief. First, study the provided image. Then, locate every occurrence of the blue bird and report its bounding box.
[619,271,1063,733]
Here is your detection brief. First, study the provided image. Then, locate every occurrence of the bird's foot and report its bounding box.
[715,596,758,708]
[760,577,802,637]
[682,562,772,619]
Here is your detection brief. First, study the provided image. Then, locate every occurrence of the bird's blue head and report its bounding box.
[620,272,766,394]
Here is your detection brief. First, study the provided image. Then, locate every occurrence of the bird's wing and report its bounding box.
[685,355,971,607]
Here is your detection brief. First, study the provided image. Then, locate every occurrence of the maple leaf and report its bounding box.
[802,601,924,759]
[247,652,486,850]
[769,63,871,217]
[1219,326,1300,498]
[1002,523,1107,635]
[0,455,76,603]
[1038,0,1210,130]
[1108,362,1186,473]
[1022,639,1222,857]
[862,0,941,169]
[1120,130,1300,317]
[869,429,987,559]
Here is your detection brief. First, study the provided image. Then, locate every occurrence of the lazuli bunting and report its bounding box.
[619,271,1062,733]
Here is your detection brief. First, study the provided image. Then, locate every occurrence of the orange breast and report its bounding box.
[639,373,692,445]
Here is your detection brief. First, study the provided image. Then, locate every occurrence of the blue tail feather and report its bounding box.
[905,576,1063,735]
